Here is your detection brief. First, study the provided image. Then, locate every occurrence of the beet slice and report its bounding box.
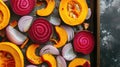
[73,31,94,55]
[10,0,35,15]
[28,18,52,44]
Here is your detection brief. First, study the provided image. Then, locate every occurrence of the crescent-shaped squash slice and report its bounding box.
[59,0,88,26]
[26,44,43,65]
[0,0,10,30]
[0,42,24,67]
[51,26,68,48]
[37,0,55,16]
[42,54,56,67]
[68,58,90,67]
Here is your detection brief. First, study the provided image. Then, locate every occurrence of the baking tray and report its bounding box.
[0,0,100,67]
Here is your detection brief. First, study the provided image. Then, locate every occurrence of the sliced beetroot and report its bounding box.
[73,31,95,55]
[10,0,35,15]
[28,18,52,44]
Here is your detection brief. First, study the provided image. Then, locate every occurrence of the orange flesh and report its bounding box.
[0,51,15,67]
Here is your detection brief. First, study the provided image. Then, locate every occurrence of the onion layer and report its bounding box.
[26,65,37,67]
[10,0,35,15]
[57,56,67,67]
[18,16,33,32]
[28,18,52,44]
[73,31,94,55]
[62,43,76,61]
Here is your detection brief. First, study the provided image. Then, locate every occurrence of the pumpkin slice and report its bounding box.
[51,26,68,48]
[0,0,10,30]
[68,58,90,67]
[42,54,56,67]
[26,44,43,65]
[37,0,55,16]
[59,0,88,26]
[0,42,24,67]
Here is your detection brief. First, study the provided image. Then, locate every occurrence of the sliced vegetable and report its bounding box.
[10,0,35,15]
[26,65,37,67]
[61,25,74,42]
[26,44,43,65]
[40,45,59,56]
[57,56,67,67]
[0,42,24,67]
[62,43,76,61]
[49,16,61,26]
[68,58,90,67]
[42,54,56,67]
[0,0,10,30]
[59,0,88,26]
[37,0,55,16]
[18,16,33,32]
[52,26,68,48]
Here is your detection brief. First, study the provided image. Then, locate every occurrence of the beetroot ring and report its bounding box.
[10,0,35,15]
[28,18,52,44]
[73,31,94,55]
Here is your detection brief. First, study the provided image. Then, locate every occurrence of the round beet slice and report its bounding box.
[73,31,95,55]
[28,18,52,44]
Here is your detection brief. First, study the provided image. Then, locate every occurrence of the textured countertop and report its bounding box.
[100,0,120,67]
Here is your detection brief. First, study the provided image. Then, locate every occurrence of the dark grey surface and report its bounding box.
[100,0,120,67]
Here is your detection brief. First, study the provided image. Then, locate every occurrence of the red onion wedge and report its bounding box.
[6,25,27,45]
[57,56,67,67]
[18,16,33,32]
[40,45,59,56]
[61,25,74,42]
[62,43,76,61]
[86,8,92,20]
[49,16,61,25]
[26,65,37,67]
[2,0,7,2]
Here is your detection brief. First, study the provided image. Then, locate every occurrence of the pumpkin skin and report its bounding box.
[0,0,10,30]
[0,42,24,67]
[68,58,90,67]
[26,44,43,65]
[59,0,88,26]
[10,0,35,16]
[37,0,55,16]
[52,26,68,48]
[42,54,57,67]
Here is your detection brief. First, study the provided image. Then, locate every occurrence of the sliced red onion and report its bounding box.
[61,25,74,42]
[28,18,52,44]
[10,0,35,15]
[86,8,92,20]
[62,43,76,61]
[49,16,61,25]
[6,25,27,45]
[2,0,7,2]
[18,16,33,32]
[40,45,59,55]
[57,56,67,67]
[26,65,37,67]
[73,31,95,55]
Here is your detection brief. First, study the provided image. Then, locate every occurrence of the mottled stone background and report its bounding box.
[100,0,120,67]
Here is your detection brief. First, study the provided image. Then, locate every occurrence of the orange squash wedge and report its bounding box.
[42,54,56,67]
[37,0,55,16]
[59,0,88,26]
[0,0,10,30]
[26,44,43,65]
[0,42,24,67]
[51,26,68,48]
[68,58,90,67]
